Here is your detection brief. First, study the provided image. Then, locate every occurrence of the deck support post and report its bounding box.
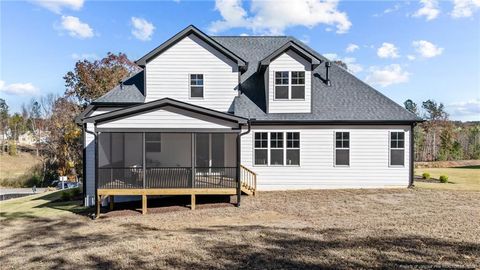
[96,195,101,218]
[191,194,196,210]
[109,195,114,210]
[142,194,147,214]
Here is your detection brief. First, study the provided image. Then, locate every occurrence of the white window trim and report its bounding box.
[188,73,204,100]
[253,132,268,167]
[269,132,285,166]
[285,132,301,166]
[290,71,306,100]
[273,71,306,101]
[252,131,301,167]
[334,131,350,167]
[389,131,406,168]
[273,71,289,100]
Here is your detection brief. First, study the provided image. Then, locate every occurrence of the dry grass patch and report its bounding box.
[1,188,479,269]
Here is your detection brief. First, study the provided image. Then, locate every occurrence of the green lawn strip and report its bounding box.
[415,167,480,191]
[0,190,88,220]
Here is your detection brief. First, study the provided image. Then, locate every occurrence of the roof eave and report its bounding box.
[83,98,248,125]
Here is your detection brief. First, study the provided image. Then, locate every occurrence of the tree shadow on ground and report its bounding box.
[163,225,480,269]
[1,218,479,269]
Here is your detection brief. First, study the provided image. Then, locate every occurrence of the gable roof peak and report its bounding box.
[135,24,247,69]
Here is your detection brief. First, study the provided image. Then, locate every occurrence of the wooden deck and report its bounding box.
[96,188,237,217]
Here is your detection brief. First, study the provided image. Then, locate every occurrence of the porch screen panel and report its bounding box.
[97,133,143,189]
[195,134,210,167]
[211,133,225,167]
[145,133,192,188]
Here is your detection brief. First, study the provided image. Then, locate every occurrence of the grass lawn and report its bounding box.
[0,190,87,219]
[1,187,479,269]
[415,165,480,191]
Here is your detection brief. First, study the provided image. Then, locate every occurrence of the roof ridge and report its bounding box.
[211,35,289,38]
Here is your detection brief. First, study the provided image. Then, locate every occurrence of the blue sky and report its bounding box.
[1,0,479,121]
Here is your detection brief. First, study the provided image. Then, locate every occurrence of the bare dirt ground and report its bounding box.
[1,188,479,269]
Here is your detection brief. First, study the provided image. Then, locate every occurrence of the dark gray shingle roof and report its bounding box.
[93,34,418,122]
[93,70,145,104]
[213,36,418,122]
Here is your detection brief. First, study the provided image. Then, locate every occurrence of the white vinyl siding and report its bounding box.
[96,105,235,130]
[85,107,119,207]
[84,122,95,207]
[145,34,239,112]
[242,125,411,190]
[268,50,311,113]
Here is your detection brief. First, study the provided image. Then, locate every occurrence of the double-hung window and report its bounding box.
[274,72,289,99]
[286,132,300,165]
[190,74,204,98]
[291,72,305,99]
[335,132,350,166]
[270,132,284,165]
[390,132,405,166]
[274,71,305,100]
[254,132,268,165]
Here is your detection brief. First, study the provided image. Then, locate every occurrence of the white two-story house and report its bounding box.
[77,25,420,216]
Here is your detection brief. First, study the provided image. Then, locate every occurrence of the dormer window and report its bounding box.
[274,72,289,99]
[274,71,305,100]
[190,74,204,98]
[291,71,305,99]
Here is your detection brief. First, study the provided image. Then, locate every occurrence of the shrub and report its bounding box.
[8,142,17,156]
[422,172,431,179]
[60,187,81,201]
[439,175,449,183]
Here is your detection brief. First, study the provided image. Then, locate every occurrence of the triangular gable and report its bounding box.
[135,25,247,71]
[82,98,247,130]
[259,41,322,71]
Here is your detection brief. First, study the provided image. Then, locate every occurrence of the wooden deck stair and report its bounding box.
[240,165,257,196]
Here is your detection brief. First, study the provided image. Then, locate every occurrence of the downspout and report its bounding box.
[84,124,98,215]
[409,122,416,188]
[236,119,251,207]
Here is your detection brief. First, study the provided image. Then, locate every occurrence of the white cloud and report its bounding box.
[377,42,400,59]
[60,15,94,39]
[71,53,98,60]
[412,40,443,58]
[448,99,480,120]
[0,80,40,96]
[32,0,84,14]
[131,17,155,41]
[323,53,363,74]
[451,0,480,18]
[413,0,440,21]
[365,64,410,87]
[407,54,416,61]
[209,0,352,35]
[346,43,359,53]
[384,3,401,14]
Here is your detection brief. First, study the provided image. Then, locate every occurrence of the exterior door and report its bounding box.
[195,133,225,168]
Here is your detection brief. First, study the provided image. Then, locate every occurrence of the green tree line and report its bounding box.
[404,99,480,161]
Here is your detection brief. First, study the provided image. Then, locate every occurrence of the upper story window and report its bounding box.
[335,132,350,166]
[190,74,204,98]
[291,72,305,99]
[390,132,405,166]
[274,72,289,99]
[274,71,305,100]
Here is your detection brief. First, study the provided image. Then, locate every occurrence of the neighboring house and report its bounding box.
[18,131,36,146]
[77,25,421,214]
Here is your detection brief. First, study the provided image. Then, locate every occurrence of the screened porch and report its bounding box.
[97,132,238,190]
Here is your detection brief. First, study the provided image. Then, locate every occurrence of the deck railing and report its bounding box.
[98,167,237,189]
